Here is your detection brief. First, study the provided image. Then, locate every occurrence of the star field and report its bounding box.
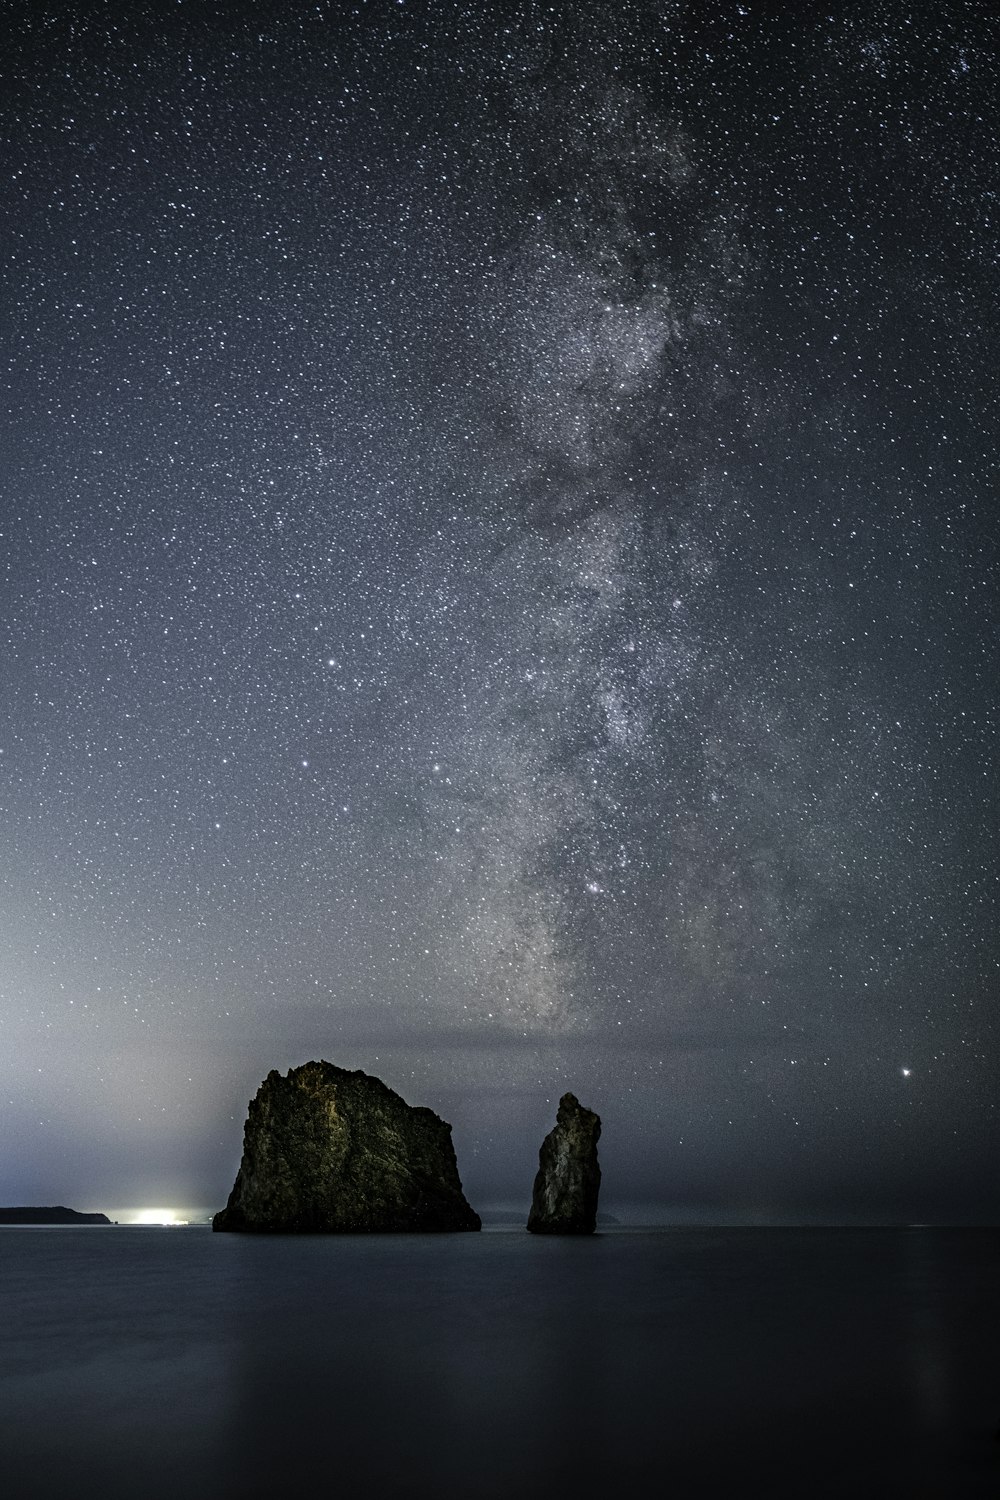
[0,0,996,1219]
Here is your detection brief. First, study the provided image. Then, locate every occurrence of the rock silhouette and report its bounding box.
[213,1061,481,1233]
[0,1206,111,1225]
[527,1092,601,1234]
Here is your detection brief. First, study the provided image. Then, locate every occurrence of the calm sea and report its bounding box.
[1,1225,998,1497]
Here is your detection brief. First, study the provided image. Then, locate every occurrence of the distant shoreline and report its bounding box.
[0,1206,112,1226]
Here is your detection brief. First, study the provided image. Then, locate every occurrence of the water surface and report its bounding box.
[2,1226,998,1496]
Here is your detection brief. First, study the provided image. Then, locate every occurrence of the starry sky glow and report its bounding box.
[2,0,997,1221]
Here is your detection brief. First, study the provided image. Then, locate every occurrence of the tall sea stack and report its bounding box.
[213,1061,481,1232]
[527,1092,601,1234]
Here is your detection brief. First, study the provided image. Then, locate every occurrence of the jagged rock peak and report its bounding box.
[527,1091,601,1235]
[213,1060,481,1233]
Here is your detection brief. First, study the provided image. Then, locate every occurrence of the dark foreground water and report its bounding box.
[2,1226,998,1498]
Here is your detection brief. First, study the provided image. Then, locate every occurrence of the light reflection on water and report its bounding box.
[1,1227,998,1497]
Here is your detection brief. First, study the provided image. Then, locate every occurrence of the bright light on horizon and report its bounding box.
[126,1207,189,1226]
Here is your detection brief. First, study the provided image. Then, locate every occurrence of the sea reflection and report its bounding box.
[2,1227,998,1498]
[0,1228,234,1494]
[221,1233,619,1493]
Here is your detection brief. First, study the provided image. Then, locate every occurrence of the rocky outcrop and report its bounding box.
[213,1061,481,1233]
[527,1092,601,1234]
[0,1206,111,1225]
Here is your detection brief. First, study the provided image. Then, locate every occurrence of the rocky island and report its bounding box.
[527,1092,602,1234]
[0,1206,111,1225]
[213,1060,481,1233]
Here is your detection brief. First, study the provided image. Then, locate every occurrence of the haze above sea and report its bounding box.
[2,1225,998,1498]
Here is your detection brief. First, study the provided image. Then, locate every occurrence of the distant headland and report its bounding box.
[0,1206,112,1225]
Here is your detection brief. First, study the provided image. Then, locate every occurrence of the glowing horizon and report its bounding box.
[116,1207,194,1226]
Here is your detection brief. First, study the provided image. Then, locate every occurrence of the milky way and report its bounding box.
[1,1,996,1218]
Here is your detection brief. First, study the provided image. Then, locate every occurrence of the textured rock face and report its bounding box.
[213,1061,481,1233]
[527,1093,601,1234]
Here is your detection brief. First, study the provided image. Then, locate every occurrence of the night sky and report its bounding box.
[2,0,996,1222]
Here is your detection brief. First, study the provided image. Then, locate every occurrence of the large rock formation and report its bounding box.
[527,1092,601,1234]
[213,1061,481,1233]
